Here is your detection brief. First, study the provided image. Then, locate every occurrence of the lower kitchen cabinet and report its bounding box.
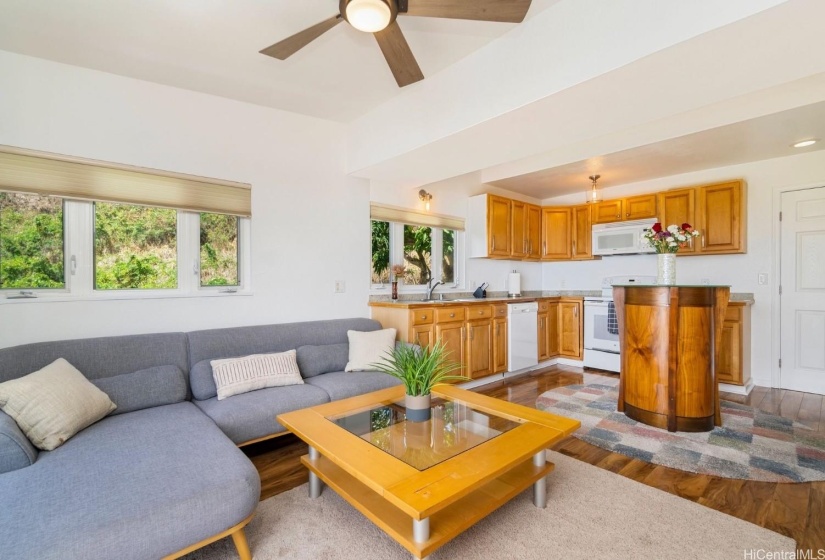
[492,304,508,374]
[559,299,583,359]
[435,320,466,378]
[466,318,493,379]
[717,301,752,388]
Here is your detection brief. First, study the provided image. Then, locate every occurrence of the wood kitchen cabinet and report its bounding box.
[571,205,593,260]
[525,203,543,260]
[697,180,745,254]
[493,305,508,374]
[467,194,512,258]
[435,319,466,378]
[717,301,752,389]
[511,200,526,259]
[466,305,494,379]
[541,207,572,260]
[559,299,583,359]
[658,188,697,254]
[592,195,657,224]
[537,299,560,361]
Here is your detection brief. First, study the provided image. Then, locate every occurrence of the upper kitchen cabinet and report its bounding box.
[697,180,746,254]
[592,194,657,224]
[571,205,593,260]
[510,200,527,259]
[525,204,543,260]
[541,207,572,260]
[467,194,512,258]
[658,188,697,254]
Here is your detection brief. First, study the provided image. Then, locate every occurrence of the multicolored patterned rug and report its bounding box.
[536,374,825,482]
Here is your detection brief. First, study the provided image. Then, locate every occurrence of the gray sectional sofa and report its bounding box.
[0,318,400,560]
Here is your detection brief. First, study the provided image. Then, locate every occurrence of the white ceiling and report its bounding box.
[488,101,825,199]
[0,0,556,122]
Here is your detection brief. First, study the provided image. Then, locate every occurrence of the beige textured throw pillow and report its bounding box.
[0,358,116,451]
[345,328,397,372]
[211,350,304,401]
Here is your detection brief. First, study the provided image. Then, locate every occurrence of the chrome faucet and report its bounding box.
[426,279,443,300]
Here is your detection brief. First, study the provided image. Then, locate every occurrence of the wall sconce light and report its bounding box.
[419,189,432,211]
[586,175,602,204]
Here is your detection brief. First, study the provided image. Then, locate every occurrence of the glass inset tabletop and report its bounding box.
[328,397,520,471]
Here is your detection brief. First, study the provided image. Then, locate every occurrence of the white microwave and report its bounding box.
[592,219,657,256]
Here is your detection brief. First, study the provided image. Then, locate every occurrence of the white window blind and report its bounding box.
[0,145,251,217]
[369,203,464,231]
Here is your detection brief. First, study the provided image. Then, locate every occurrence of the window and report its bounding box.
[371,220,390,284]
[94,202,177,290]
[0,192,64,289]
[200,213,239,287]
[371,221,462,290]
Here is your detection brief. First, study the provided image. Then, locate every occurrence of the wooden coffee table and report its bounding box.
[277,385,580,559]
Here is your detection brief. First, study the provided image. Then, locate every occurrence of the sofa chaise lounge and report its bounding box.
[0,317,400,560]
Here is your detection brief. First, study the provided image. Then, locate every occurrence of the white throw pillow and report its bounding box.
[211,350,304,401]
[345,328,397,372]
[0,358,116,451]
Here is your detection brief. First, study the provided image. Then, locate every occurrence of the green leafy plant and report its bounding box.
[371,341,468,396]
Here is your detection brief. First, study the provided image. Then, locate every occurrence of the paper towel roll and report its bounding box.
[508,272,521,296]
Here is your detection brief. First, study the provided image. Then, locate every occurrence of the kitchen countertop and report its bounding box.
[369,289,755,307]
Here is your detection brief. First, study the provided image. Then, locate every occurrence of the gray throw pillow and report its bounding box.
[0,409,38,474]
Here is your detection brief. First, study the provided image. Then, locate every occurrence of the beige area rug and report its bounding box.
[186,451,795,560]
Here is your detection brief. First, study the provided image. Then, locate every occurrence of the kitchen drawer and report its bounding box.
[467,305,493,320]
[436,307,466,323]
[725,304,742,322]
[538,300,551,312]
[493,304,507,318]
[412,308,434,326]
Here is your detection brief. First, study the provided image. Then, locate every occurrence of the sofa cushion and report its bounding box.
[91,365,188,416]
[0,402,260,560]
[0,358,116,451]
[306,370,403,401]
[190,358,219,400]
[193,384,331,444]
[0,332,189,383]
[345,328,397,372]
[0,409,37,474]
[211,350,304,400]
[296,343,349,378]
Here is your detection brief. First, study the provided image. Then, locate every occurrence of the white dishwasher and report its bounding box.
[507,302,539,372]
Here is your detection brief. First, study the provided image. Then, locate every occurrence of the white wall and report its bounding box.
[0,50,370,348]
[540,150,825,387]
[369,172,543,294]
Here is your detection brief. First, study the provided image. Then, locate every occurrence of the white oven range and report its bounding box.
[583,276,657,373]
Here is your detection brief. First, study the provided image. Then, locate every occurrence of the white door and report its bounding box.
[780,186,825,394]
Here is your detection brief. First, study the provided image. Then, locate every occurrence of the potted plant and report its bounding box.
[641,222,700,285]
[372,341,467,422]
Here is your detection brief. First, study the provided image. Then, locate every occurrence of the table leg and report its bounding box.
[533,450,547,508]
[308,446,324,499]
[413,517,429,543]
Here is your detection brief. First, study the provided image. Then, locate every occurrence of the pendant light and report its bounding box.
[586,175,602,204]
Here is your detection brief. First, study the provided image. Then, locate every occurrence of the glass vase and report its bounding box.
[657,253,676,285]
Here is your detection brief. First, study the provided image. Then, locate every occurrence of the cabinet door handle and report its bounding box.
[574,305,578,318]
[461,327,465,340]
[616,214,620,219]
[470,328,474,340]
[492,237,496,252]
[543,241,547,255]
[702,235,706,248]
[450,313,455,318]
[626,212,630,218]
[421,315,427,320]
[524,240,527,255]
[572,240,576,256]
[478,310,483,314]
[496,324,500,335]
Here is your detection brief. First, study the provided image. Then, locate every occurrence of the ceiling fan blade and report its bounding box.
[259,15,343,60]
[403,0,532,23]
[374,21,424,87]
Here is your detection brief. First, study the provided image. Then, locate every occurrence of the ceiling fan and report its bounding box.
[259,0,533,87]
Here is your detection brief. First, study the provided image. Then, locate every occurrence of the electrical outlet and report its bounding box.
[560,279,566,289]
[758,273,769,285]
[334,280,346,293]
[701,278,710,285]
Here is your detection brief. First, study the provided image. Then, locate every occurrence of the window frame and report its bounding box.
[0,195,251,303]
[370,221,464,294]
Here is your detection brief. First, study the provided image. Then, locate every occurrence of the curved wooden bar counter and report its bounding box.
[613,285,730,433]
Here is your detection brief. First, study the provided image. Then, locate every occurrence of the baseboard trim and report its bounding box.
[719,378,754,396]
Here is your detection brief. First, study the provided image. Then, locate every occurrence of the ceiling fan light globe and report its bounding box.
[346,0,392,33]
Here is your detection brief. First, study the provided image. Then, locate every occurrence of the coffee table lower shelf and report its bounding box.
[301,454,555,559]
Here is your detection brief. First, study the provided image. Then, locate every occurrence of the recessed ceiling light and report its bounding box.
[792,139,819,148]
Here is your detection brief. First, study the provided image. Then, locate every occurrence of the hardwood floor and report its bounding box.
[243,366,825,551]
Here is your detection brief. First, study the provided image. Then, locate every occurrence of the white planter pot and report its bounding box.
[405,393,431,422]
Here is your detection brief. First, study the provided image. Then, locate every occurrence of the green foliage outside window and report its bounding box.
[200,213,239,286]
[0,192,65,289]
[371,220,390,283]
[403,225,432,285]
[95,202,177,290]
